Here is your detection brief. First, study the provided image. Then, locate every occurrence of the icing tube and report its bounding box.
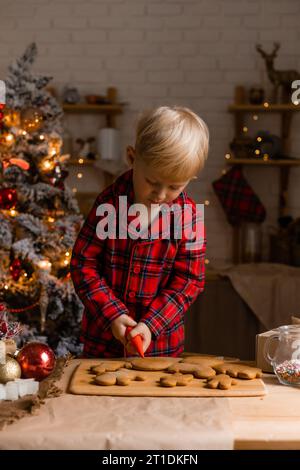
[125,326,144,358]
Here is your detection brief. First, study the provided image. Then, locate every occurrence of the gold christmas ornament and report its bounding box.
[0,355,21,383]
[3,108,21,128]
[20,107,43,133]
[2,132,15,147]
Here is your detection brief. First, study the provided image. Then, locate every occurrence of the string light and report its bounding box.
[222,169,227,175]
[225,153,231,160]
[39,134,45,140]
[22,130,27,136]
[63,251,71,266]
[48,136,62,157]
[47,216,55,223]
[37,259,52,272]
[78,158,84,164]
[255,149,260,155]
[77,172,83,179]
[263,154,269,161]
[257,136,262,142]
[72,187,77,193]
[263,102,269,108]
[205,259,210,265]
[4,284,8,290]
[42,160,52,170]
[204,200,210,206]
[243,126,248,133]
[9,209,17,217]
[5,133,14,143]
[252,115,258,121]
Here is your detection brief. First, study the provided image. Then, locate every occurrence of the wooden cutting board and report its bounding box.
[68,358,267,398]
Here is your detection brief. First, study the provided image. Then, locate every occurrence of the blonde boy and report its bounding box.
[71,106,209,357]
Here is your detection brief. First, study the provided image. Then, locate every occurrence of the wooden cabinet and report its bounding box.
[227,103,300,262]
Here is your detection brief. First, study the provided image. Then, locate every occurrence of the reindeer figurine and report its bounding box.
[256,42,300,103]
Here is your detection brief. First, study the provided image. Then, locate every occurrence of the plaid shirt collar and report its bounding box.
[112,169,188,240]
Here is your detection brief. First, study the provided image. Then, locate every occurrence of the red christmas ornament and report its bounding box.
[0,320,7,335]
[10,258,22,281]
[0,188,17,210]
[0,103,5,130]
[17,342,56,381]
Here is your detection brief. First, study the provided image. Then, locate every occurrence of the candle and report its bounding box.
[0,384,6,400]
[5,381,18,400]
[0,379,39,401]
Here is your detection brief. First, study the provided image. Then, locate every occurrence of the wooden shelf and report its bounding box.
[62,102,125,127]
[227,99,300,264]
[228,103,300,113]
[226,158,300,166]
[62,103,124,114]
[95,159,128,176]
[68,158,127,174]
[68,158,128,189]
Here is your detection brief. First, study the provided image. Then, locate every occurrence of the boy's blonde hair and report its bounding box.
[135,106,209,182]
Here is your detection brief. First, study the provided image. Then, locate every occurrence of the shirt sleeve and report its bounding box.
[70,191,130,331]
[141,206,206,338]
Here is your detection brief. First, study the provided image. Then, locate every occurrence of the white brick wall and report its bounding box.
[0,0,300,264]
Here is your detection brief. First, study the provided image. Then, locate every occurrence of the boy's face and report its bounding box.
[127,146,190,207]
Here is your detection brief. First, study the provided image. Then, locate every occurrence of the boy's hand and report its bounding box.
[111,314,137,345]
[126,322,152,355]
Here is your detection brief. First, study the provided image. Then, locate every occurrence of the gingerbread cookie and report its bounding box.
[167,362,216,379]
[181,355,225,367]
[159,373,194,387]
[205,374,237,390]
[130,357,175,371]
[213,362,262,380]
[90,361,131,375]
[94,368,146,386]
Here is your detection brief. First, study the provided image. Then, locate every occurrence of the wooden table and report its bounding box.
[1,361,300,450]
[230,373,300,450]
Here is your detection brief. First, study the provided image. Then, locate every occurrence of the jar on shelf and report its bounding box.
[240,222,263,263]
[248,86,265,105]
[61,126,73,155]
[97,128,121,161]
[234,85,246,104]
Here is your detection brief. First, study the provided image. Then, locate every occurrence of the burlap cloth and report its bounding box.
[0,359,234,450]
[0,356,69,431]
[220,263,300,330]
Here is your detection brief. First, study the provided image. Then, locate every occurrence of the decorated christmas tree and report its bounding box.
[0,43,83,355]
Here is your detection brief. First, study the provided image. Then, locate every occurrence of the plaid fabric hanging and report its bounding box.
[212,166,266,226]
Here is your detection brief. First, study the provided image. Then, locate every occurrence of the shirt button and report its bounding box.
[128,291,136,298]
[133,266,140,274]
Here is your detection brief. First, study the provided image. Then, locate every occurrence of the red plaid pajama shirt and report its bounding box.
[70,169,206,357]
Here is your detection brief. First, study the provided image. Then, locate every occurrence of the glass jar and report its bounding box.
[240,222,263,263]
[249,86,265,105]
[264,325,300,386]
